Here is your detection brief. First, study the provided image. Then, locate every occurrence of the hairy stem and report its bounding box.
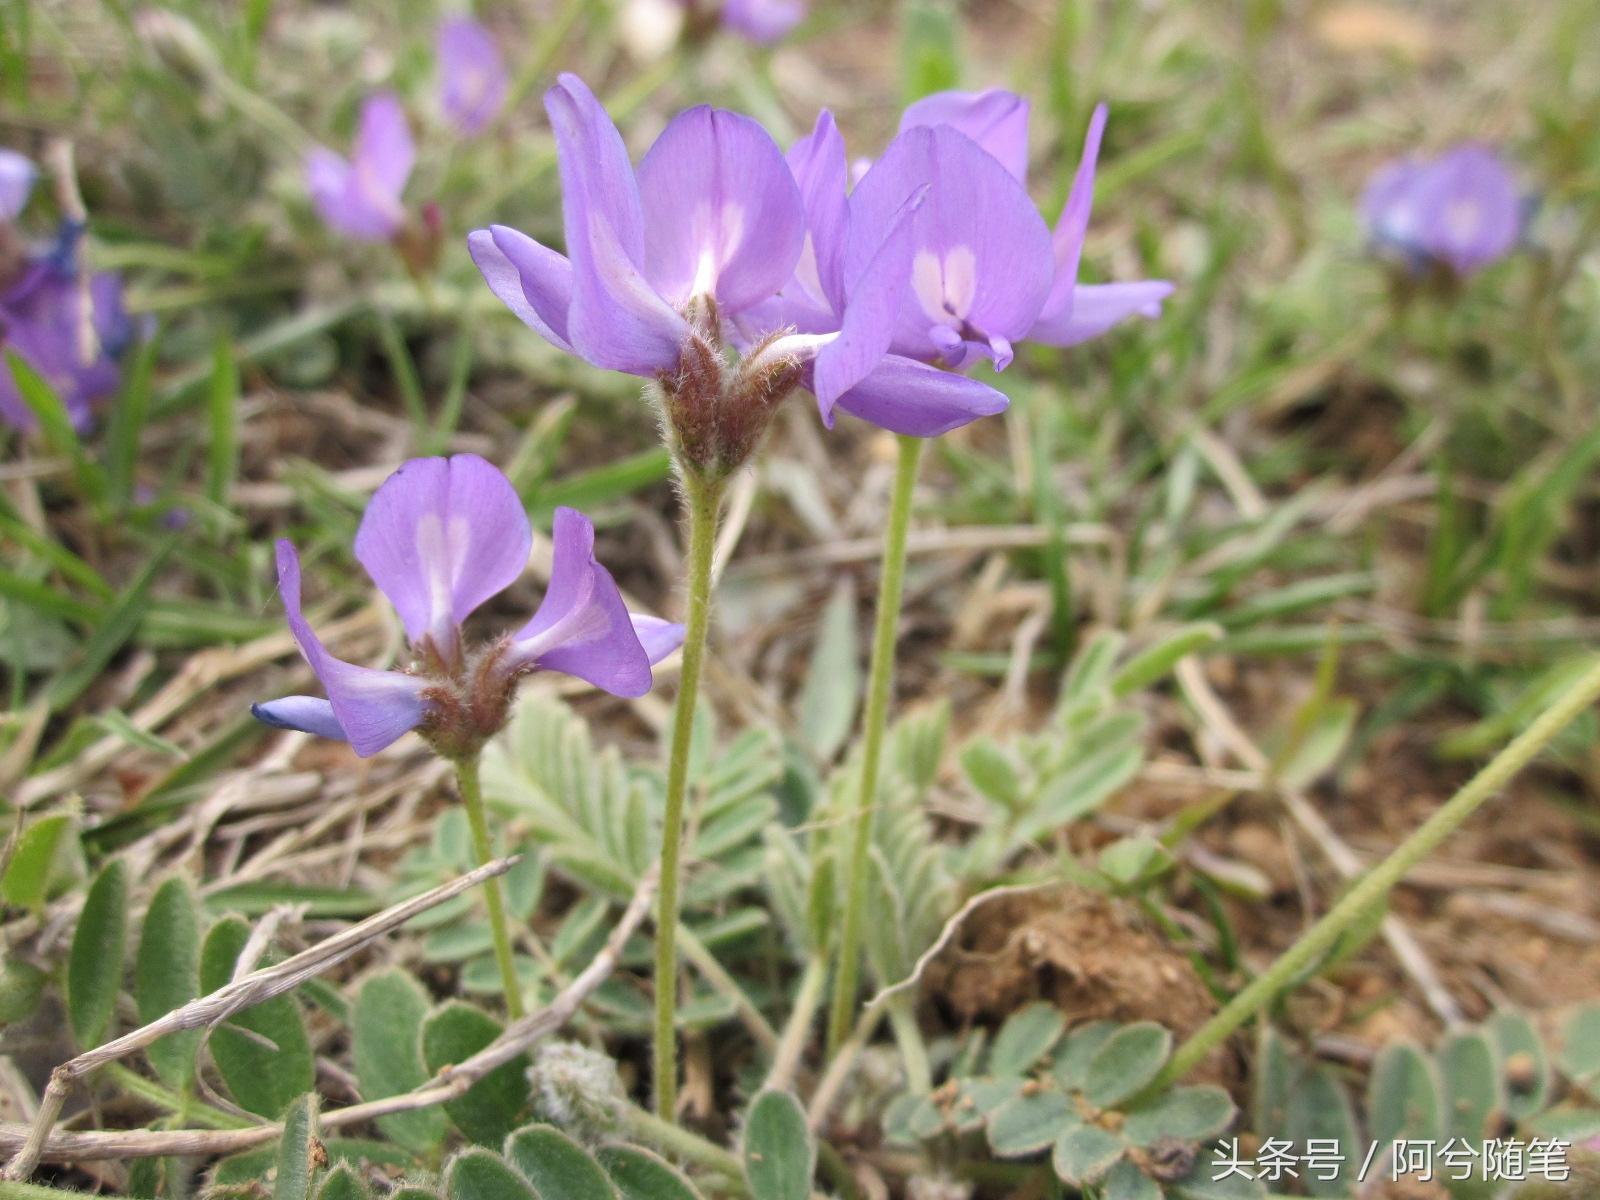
[614,1098,746,1187]
[457,754,524,1020]
[1151,652,1600,1094]
[655,472,724,1120]
[826,433,925,1057]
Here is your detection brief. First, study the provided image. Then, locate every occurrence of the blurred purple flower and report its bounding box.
[0,233,137,433]
[437,17,508,136]
[1362,143,1522,276]
[305,92,415,241]
[720,0,803,43]
[253,454,682,757]
[471,74,949,455]
[0,150,36,222]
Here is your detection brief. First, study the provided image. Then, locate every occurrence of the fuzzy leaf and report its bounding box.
[950,1078,1019,1134]
[445,1148,539,1200]
[1488,1010,1550,1121]
[988,1001,1067,1077]
[1,815,74,909]
[354,969,446,1152]
[596,1145,704,1200]
[201,917,315,1118]
[1110,623,1221,697]
[1124,1085,1236,1145]
[1367,1042,1441,1148]
[273,1094,320,1200]
[423,1002,530,1146]
[316,1164,370,1200]
[1284,1065,1358,1197]
[67,859,129,1047]
[742,1090,814,1200]
[1052,1020,1119,1091]
[1102,1159,1161,1200]
[1083,1023,1172,1109]
[136,877,202,1087]
[1438,1031,1503,1142]
[987,1088,1075,1157]
[1558,1005,1600,1084]
[961,740,1025,812]
[504,1125,617,1200]
[1052,1123,1125,1185]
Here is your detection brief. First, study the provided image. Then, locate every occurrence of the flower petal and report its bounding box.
[274,540,429,757]
[509,507,655,697]
[1037,103,1106,324]
[251,696,349,742]
[787,108,850,314]
[354,91,415,202]
[1027,280,1174,347]
[636,105,805,312]
[827,353,1009,437]
[721,0,804,42]
[437,17,508,136]
[469,225,575,352]
[1413,144,1521,274]
[811,183,929,421]
[845,124,1053,366]
[353,454,531,649]
[546,74,688,374]
[631,614,686,664]
[898,89,1031,184]
[0,149,36,222]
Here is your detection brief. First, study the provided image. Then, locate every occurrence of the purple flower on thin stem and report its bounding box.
[252,454,684,758]
[437,17,508,136]
[305,92,415,242]
[0,150,37,222]
[470,73,978,473]
[1362,143,1523,277]
[1,231,138,433]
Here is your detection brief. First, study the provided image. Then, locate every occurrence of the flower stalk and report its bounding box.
[826,432,925,1057]
[654,469,725,1119]
[456,753,525,1020]
[1147,652,1600,1096]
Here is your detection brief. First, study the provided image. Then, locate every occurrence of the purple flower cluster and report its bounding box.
[253,454,684,758]
[471,76,1171,465]
[1362,143,1524,277]
[0,154,139,434]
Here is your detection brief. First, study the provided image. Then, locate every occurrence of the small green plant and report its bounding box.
[886,1002,1265,1199]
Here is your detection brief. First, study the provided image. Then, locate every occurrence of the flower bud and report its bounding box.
[526,1041,625,1139]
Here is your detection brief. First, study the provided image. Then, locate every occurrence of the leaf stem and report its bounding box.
[655,472,725,1120]
[826,433,925,1057]
[1151,652,1600,1094]
[456,754,524,1020]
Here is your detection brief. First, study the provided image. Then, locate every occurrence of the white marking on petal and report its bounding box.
[414,511,472,639]
[685,201,748,303]
[912,244,978,327]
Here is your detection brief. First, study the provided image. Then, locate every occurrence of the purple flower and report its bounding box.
[305,92,415,242]
[0,243,136,433]
[471,74,951,460]
[253,454,684,757]
[0,150,36,222]
[437,18,508,136]
[859,91,1174,363]
[1362,143,1522,276]
[720,0,803,43]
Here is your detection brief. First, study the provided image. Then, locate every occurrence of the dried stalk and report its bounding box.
[0,867,655,1175]
[3,857,518,1179]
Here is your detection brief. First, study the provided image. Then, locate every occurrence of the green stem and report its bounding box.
[764,955,828,1092]
[1150,652,1600,1094]
[616,1097,747,1188]
[886,993,932,1095]
[456,755,525,1020]
[655,473,725,1120]
[826,434,926,1057]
